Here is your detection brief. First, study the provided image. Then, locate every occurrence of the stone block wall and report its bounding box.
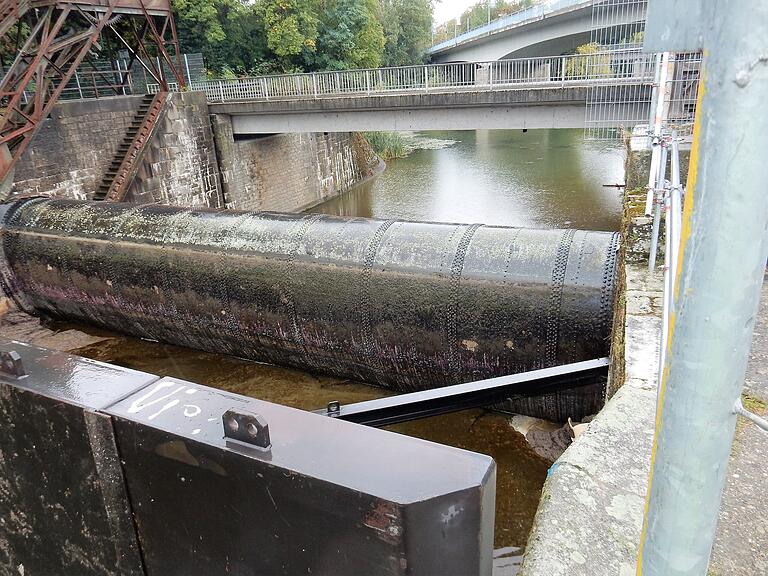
[213,114,380,212]
[11,96,145,199]
[11,93,224,207]
[11,94,378,213]
[123,92,223,208]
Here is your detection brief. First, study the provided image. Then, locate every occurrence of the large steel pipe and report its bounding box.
[0,198,619,395]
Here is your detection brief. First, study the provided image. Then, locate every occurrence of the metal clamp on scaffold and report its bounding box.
[734,397,768,434]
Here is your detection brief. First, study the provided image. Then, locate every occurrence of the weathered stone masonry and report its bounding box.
[11,92,379,212]
[212,114,380,212]
[123,91,223,208]
[12,96,145,200]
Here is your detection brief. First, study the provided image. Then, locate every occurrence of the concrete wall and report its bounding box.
[123,92,223,208]
[11,94,378,213]
[212,114,380,212]
[11,96,145,199]
[11,93,224,207]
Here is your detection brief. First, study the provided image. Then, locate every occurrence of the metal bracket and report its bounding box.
[734,398,768,434]
[222,410,271,450]
[326,400,341,417]
[0,350,26,379]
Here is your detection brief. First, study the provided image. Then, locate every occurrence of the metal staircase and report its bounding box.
[0,0,185,189]
[94,91,167,201]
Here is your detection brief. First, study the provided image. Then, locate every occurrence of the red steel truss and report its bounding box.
[0,0,185,186]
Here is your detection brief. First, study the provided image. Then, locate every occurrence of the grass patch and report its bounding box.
[743,394,767,416]
[364,132,408,161]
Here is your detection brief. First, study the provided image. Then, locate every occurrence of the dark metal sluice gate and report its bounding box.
[0,198,619,421]
[0,339,496,576]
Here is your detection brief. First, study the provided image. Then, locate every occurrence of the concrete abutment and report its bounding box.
[8,92,379,211]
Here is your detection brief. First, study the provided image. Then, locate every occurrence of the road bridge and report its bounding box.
[190,50,656,134]
[429,0,645,63]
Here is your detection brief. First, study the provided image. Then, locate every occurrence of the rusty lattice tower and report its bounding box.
[0,0,185,188]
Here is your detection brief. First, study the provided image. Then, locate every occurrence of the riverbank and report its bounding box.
[364,130,459,160]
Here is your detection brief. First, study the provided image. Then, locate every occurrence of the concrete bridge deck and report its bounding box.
[184,50,657,134]
[428,0,644,63]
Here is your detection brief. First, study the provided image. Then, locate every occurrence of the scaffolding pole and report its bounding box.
[638,1,768,575]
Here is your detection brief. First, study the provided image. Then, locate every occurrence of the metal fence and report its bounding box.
[585,50,700,139]
[590,0,648,48]
[664,52,701,136]
[5,52,206,104]
[585,0,650,138]
[181,49,656,104]
[430,0,588,53]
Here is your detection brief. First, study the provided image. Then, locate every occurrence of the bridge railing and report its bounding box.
[430,0,588,53]
[187,49,656,104]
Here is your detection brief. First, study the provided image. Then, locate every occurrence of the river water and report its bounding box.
[311,129,625,231]
[73,128,624,574]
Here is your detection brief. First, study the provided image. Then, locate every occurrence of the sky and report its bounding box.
[433,0,483,25]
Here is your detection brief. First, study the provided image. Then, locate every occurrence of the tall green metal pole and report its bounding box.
[638,1,768,575]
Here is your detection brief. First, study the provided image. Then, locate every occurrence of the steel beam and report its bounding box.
[317,358,609,427]
[0,0,185,189]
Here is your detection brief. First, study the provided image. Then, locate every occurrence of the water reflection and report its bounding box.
[311,129,624,231]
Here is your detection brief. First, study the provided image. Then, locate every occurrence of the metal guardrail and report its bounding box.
[18,70,134,105]
[430,0,589,53]
[647,132,684,379]
[179,49,655,104]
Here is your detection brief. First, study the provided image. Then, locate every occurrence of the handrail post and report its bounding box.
[366,70,371,95]
[218,80,224,102]
[424,66,428,91]
[262,77,269,101]
[561,55,566,86]
[489,62,493,89]
[75,70,83,99]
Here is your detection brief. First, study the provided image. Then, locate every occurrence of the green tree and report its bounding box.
[565,42,610,78]
[170,0,430,75]
[306,0,384,70]
[211,1,269,75]
[381,0,433,67]
[174,0,226,52]
[351,0,386,68]
[259,0,318,59]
